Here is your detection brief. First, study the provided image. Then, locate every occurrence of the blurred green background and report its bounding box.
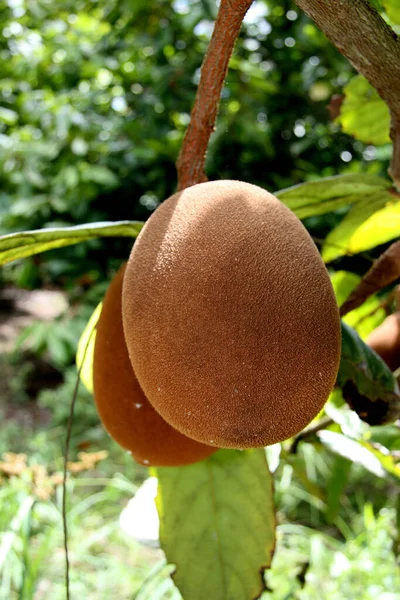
[0,1,399,599]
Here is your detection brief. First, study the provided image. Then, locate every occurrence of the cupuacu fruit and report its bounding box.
[122,180,342,449]
[92,264,218,466]
[365,312,400,372]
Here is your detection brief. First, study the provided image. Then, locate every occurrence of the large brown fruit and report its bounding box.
[122,180,341,449]
[93,264,217,466]
[365,312,400,371]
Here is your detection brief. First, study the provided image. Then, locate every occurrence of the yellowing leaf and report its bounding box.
[336,75,390,145]
[76,303,102,393]
[330,271,385,339]
[276,173,390,219]
[321,191,394,262]
[338,323,400,425]
[155,449,275,600]
[350,200,400,253]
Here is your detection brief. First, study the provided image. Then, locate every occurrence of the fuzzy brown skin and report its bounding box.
[366,312,400,372]
[122,180,341,449]
[93,264,217,466]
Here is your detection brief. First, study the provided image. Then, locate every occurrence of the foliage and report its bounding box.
[338,323,399,404]
[155,449,275,600]
[1,1,400,600]
[266,508,400,600]
[0,450,155,600]
[0,221,142,265]
[0,0,382,286]
[336,76,390,146]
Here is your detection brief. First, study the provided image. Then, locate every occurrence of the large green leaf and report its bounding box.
[276,174,390,219]
[337,322,400,425]
[0,221,143,265]
[347,199,400,252]
[321,192,396,262]
[330,271,361,308]
[336,75,390,145]
[155,449,275,600]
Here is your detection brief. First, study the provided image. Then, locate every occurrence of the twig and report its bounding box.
[290,417,334,453]
[340,240,400,317]
[176,0,253,191]
[293,0,400,190]
[62,327,96,600]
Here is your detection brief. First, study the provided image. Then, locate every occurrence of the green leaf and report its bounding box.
[76,303,102,394]
[383,0,400,25]
[342,297,385,341]
[347,199,400,252]
[337,323,400,425]
[155,449,275,600]
[338,322,398,399]
[319,431,400,480]
[370,423,400,451]
[318,431,387,478]
[0,221,143,265]
[330,271,385,339]
[321,191,395,262]
[358,439,400,480]
[336,75,390,145]
[276,174,390,219]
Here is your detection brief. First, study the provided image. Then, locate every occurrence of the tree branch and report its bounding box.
[289,417,334,453]
[293,0,400,190]
[176,0,253,191]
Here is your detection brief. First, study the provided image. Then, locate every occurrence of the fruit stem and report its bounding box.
[176,0,253,191]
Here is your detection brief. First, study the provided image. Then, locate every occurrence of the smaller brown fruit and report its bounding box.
[93,264,217,467]
[366,312,400,372]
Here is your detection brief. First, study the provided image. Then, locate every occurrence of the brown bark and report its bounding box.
[176,0,253,191]
[293,0,400,189]
[340,240,400,318]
